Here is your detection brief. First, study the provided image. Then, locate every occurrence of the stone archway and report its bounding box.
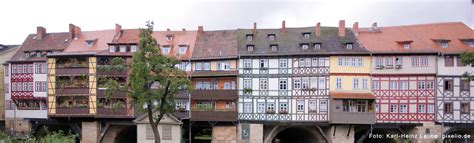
[101,125,137,143]
[265,126,323,143]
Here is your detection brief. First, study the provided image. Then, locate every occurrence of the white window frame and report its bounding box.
[309,100,317,111]
[131,45,138,52]
[203,62,211,70]
[403,43,410,49]
[320,100,327,112]
[257,103,265,113]
[400,81,408,90]
[267,102,275,111]
[400,104,407,113]
[179,46,187,54]
[195,63,202,71]
[412,57,419,67]
[418,81,425,90]
[441,42,448,48]
[301,44,309,50]
[353,78,359,89]
[279,102,288,112]
[109,45,116,52]
[421,57,428,67]
[427,105,434,113]
[243,79,252,89]
[390,81,398,90]
[418,104,426,113]
[390,104,398,113]
[302,79,309,89]
[279,59,287,68]
[244,103,252,113]
[279,80,287,90]
[119,45,127,52]
[336,78,342,89]
[362,79,368,89]
[296,100,304,112]
[259,79,268,90]
[243,59,251,68]
[294,79,301,89]
[259,59,268,68]
[162,46,170,54]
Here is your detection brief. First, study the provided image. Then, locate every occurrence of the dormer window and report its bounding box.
[85,39,96,48]
[162,46,171,55]
[109,45,116,52]
[403,43,411,49]
[165,35,173,41]
[441,42,449,48]
[25,52,30,57]
[469,41,474,47]
[247,45,254,52]
[303,32,311,39]
[119,45,127,52]
[35,51,41,58]
[314,43,321,50]
[268,34,276,41]
[270,45,278,51]
[131,45,138,52]
[345,43,353,49]
[179,45,187,54]
[301,43,309,50]
[246,34,253,41]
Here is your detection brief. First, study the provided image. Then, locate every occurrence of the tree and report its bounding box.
[106,21,190,143]
[461,52,474,80]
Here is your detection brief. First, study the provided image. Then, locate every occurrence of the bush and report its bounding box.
[40,130,76,143]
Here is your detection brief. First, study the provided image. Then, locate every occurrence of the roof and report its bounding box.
[62,30,116,55]
[9,33,71,62]
[358,22,474,54]
[111,29,140,44]
[237,27,369,56]
[192,30,238,60]
[330,92,375,99]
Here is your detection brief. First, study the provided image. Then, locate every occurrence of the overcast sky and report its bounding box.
[0,0,472,45]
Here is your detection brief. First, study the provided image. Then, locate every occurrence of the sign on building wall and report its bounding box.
[241,123,250,140]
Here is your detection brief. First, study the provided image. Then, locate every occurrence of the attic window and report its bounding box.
[345,43,353,49]
[131,45,138,52]
[314,43,321,50]
[301,43,309,50]
[441,42,449,48]
[119,45,127,52]
[246,34,253,41]
[35,51,41,58]
[403,43,411,49]
[162,46,171,55]
[247,45,254,52]
[109,46,116,52]
[85,40,96,48]
[303,32,311,39]
[165,35,173,41]
[268,34,276,41]
[179,45,187,54]
[469,41,474,47]
[25,52,30,57]
[270,45,278,51]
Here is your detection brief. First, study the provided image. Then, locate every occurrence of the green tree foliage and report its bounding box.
[461,52,474,80]
[105,21,190,143]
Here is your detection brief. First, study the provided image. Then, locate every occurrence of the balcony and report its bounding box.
[191,70,238,77]
[191,110,238,121]
[173,110,190,119]
[191,90,238,100]
[97,108,132,118]
[96,65,128,76]
[97,89,127,97]
[55,108,90,115]
[330,112,375,124]
[55,68,89,75]
[55,88,89,95]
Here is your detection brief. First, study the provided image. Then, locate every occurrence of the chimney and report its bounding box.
[371,22,378,30]
[115,24,122,35]
[167,28,170,31]
[338,20,345,37]
[315,22,321,37]
[253,22,257,34]
[352,22,359,36]
[182,28,186,31]
[198,26,204,33]
[69,24,81,39]
[281,20,286,33]
[37,26,46,39]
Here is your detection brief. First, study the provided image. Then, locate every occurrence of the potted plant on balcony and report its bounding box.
[243,88,252,94]
[279,110,288,114]
[266,110,276,114]
[77,104,88,108]
[178,107,186,112]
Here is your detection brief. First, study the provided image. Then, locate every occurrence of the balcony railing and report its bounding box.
[191,70,238,77]
[55,68,89,75]
[191,110,238,121]
[55,107,90,115]
[330,112,375,124]
[191,90,238,100]
[97,108,132,117]
[97,89,127,97]
[55,88,89,95]
[96,65,128,76]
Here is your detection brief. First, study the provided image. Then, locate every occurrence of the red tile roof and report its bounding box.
[330,92,375,99]
[63,30,116,54]
[9,33,71,62]
[358,22,474,54]
[192,30,238,60]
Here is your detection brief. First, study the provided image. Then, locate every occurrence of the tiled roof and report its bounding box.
[358,22,474,54]
[237,27,369,56]
[192,30,238,60]
[9,33,71,62]
[62,30,116,54]
[111,29,140,44]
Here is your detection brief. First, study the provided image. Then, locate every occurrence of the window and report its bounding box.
[445,56,454,67]
[344,57,349,66]
[390,104,398,113]
[224,82,231,89]
[195,63,202,71]
[302,79,309,89]
[421,57,428,67]
[353,78,359,89]
[385,57,393,66]
[400,104,407,113]
[260,79,268,90]
[12,83,16,91]
[372,80,380,90]
[357,58,363,67]
[441,42,449,48]
[390,81,398,90]
[131,45,138,52]
[461,79,470,91]
[268,34,275,41]
[357,101,367,112]
[428,105,434,113]
[444,103,453,114]
[18,65,22,74]
[257,103,265,113]
[23,65,27,73]
[314,43,321,50]
[318,78,325,89]
[301,44,309,50]
[243,79,252,89]
[312,58,318,67]
[203,82,211,89]
[119,45,127,52]
[309,100,317,111]
[179,46,187,54]
[279,103,288,112]
[244,103,252,113]
[247,45,254,52]
[259,59,268,69]
[469,41,474,47]
[267,103,275,111]
[203,62,210,70]
[403,43,410,49]
[162,46,170,54]
[346,44,353,49]
[5,83,9,93]
[395,57,402,66]
[246,34,253,41]
[456,57,465,67]
[303,32,310,39]
[297,100,304,111]
[165,35,173,41]
[338,57,343,66]
[146,125,156,140]
[375,57,383,67]
[319,58,325,67]
[418,104,426,113]
[362,79,368,89]
[279,59,287,68]
[336,78,342,89]
[461,103,470,114]
[400,81,408,90]
[418,81,425,90]
[279,80,287,90]
[351,58,356,66]
[320,101,327,112]
[270,45,278,51]
[444,80,453,91]
[294,79,301,89]
[217,61,230,70]
[162,125,172,140]
[243,59,251,69]
[5,66,9,76]
[427,81,434,89]
[412,57,419,67]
